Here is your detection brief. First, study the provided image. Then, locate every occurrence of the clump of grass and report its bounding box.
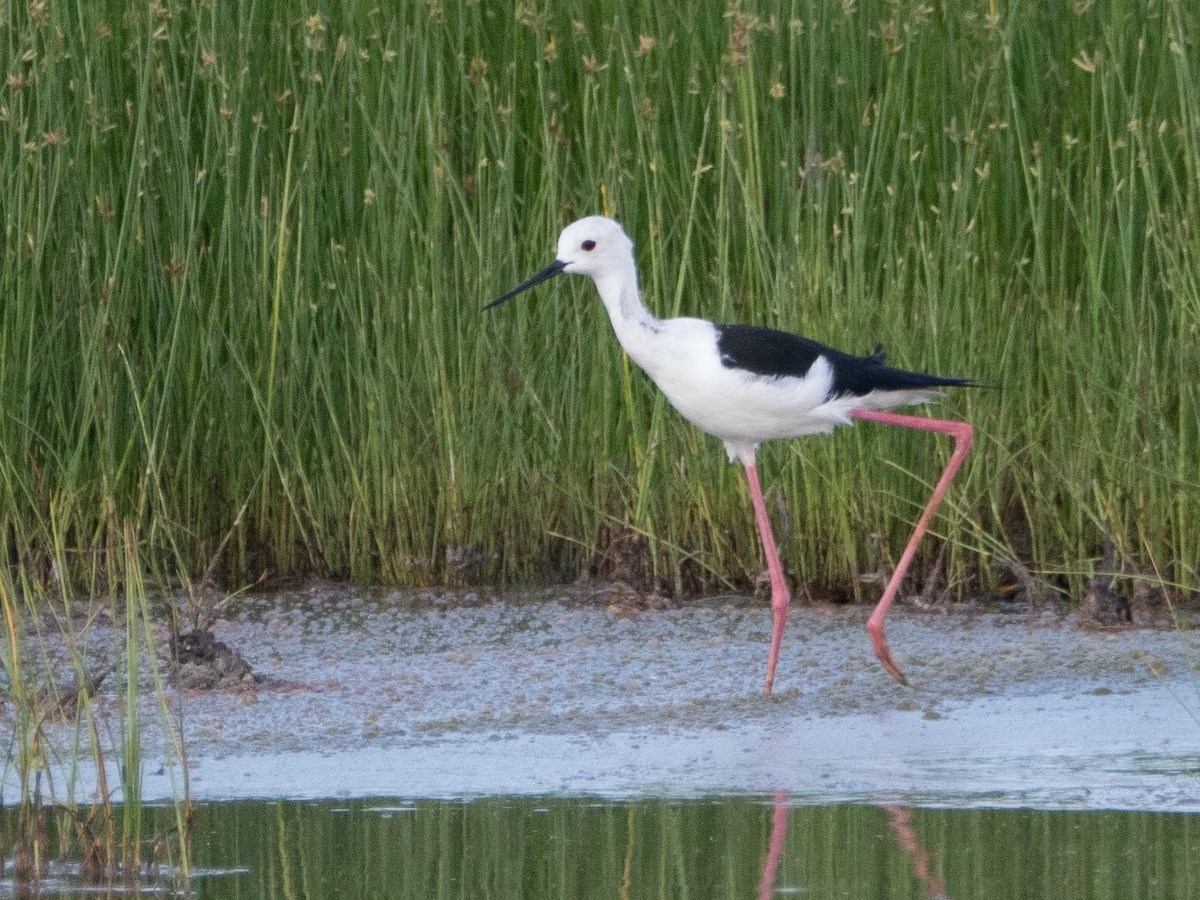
[0,524,191,889]
[0,0,1196,610]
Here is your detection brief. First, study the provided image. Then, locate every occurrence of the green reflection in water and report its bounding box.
[4,798,1197,898]
[180,797,1199,900]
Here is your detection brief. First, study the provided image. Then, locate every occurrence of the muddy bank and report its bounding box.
[13,585,1200,811]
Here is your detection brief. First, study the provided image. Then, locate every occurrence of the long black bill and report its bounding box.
[485,259,567,310]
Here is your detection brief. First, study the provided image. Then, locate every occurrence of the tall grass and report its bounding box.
[0,0,1196,604]
[0,525,189,884]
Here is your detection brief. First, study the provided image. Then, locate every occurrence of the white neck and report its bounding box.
[591,261,661,363]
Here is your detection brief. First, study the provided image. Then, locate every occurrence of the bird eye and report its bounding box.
[581,240,596,251]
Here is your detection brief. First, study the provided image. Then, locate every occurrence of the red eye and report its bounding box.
[581,240,596,251]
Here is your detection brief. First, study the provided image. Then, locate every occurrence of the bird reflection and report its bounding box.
[756,794,950,898]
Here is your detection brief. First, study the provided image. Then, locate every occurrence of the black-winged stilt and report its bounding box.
[488,216,974,694]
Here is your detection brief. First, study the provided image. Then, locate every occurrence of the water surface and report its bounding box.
[138,797,1200,898]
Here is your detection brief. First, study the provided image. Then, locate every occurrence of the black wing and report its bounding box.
[715,324,972,397]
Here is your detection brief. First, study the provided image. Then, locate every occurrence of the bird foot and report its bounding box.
[763,599,789,696]
[867,621,910,685]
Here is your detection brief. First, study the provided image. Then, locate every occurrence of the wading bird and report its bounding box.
[488,217,973,695]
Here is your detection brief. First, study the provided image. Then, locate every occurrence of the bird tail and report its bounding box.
[868,368,975,392]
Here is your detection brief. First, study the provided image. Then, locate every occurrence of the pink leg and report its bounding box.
[885,806,947,899]
[849,410,974,684]
[757,791,791,900]
[744,462,790,695]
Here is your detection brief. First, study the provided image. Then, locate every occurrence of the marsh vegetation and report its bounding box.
[1,0,1198,885]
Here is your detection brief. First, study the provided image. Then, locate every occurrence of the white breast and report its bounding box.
[619,318,859,461]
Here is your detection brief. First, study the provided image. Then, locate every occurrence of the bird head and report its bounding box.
[486,216,633,309]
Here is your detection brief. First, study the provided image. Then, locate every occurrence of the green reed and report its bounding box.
[0,0,1196,605]
[0,521,189,884]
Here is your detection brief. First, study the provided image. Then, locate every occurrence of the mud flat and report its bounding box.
[104,586,1200,811]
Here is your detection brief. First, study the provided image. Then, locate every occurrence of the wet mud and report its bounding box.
[103,585,1200,811]
[8,585,1198,811]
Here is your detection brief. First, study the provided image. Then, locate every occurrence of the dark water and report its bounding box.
[7,796,1189,899]
[195,798,1198,898]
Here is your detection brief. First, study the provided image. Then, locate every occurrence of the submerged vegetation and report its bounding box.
[1,0,1198,606]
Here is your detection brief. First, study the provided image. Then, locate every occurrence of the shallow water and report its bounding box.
[5,587,1200,896]
[5,796,1197,899]
[186,797,1196,899]
[121,586,1200,810]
